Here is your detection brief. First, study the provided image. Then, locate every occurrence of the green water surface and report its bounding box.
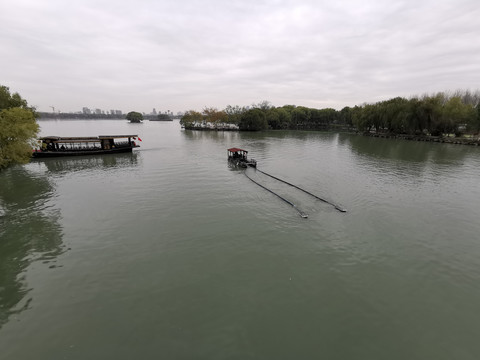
[1,120,480,359]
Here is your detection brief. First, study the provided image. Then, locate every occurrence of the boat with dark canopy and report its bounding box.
[32,135,140,158]
[227,148,257,168]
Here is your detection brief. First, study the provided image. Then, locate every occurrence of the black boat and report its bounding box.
[227,148,257,168]
[32,135,140,158]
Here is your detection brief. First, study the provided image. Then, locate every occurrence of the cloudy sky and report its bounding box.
[1,0,480,113]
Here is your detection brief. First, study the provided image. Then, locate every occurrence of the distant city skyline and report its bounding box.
[43,107,182,116]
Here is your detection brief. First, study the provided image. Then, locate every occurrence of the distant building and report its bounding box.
[152,108,157,115]
[82,107,91,114]
[95,109,102,115]
[115,110,122,116]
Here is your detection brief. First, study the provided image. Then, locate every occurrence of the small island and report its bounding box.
[126,111,143,123]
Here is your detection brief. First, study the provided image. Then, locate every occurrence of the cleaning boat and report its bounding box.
[227,148,257,168]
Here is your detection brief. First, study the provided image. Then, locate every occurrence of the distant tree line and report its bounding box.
[351,90,480,137]
[181,91,480,136]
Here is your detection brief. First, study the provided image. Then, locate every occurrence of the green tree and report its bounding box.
[126,111,143,122]
[265,108,281,129]
[180,110,203,127]
[309,108,338,129]
[380,97,409,134]
[340,107,354,127]
[291,107,309,128]
[442,96,476,136]
[0,86,39,169]
[203,107,227,127]
[251,100,273,112]
[277,108,292,129]
[407,98,427,134]
[468,104,480,134]
[421,94,446,136]
[224,105,246,125]
[0,85,29,110]
[352,104,376,132]
[239,109,268,131]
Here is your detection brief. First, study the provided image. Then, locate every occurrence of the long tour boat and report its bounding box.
[32,135,141,158]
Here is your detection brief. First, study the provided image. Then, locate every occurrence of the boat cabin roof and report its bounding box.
[40,135,138,142]
[98,135,138,139]
[227,148,248,153]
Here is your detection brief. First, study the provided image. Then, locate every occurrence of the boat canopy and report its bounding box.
[39,135,139,142]
[227,148,248,153]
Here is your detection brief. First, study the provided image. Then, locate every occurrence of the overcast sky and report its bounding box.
[1,0,480,113]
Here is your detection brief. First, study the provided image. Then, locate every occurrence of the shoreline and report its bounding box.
[362,132,480,146]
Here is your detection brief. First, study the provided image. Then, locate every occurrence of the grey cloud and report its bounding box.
[1,0,479,112]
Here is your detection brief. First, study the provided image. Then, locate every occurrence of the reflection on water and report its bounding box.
[37,152,139,174]
[182,129,242,143]
[0,166,64,328]
[343,133,473,164]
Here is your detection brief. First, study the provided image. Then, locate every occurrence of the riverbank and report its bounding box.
[182,124,239,131]
[363,132,480,146]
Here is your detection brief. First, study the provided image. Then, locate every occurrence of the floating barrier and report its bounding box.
[255,169,347,213]
[244,172,308,218]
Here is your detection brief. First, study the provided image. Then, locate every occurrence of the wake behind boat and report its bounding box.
[32,135,140,158]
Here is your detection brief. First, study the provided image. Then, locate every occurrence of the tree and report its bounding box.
[309,108,338,128]
[276,108,292,129]
[203,107,227,126]
[352,104,377,132]
[340,107,354,127]
[468,104,480,134]
[414,94,443,136]
[239,109,268,131]
[0,85,29,110]
[180,110,203,127]
[0,86,39,169]
[126,111,143,123]
[251,100,273,112]
[407,98,426,134]
[291,107,309,128]
[224,105,247,125]
[441,96,476,136]
[266,108,281,129]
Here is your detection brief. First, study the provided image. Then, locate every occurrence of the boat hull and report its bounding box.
[228,158,257,168]
[32,146,135,158]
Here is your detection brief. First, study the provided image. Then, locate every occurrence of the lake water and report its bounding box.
[1,119,480,359]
